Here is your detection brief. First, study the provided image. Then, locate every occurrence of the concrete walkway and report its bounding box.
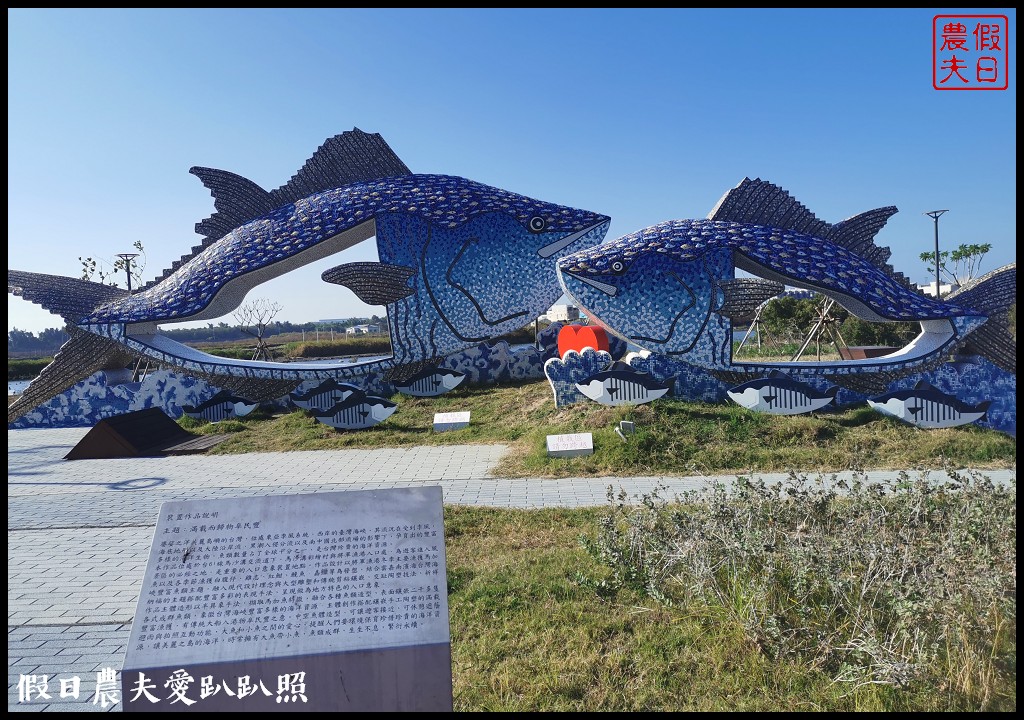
[7,427,1016,711]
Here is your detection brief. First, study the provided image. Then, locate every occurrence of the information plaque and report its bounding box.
[121,487,452,711]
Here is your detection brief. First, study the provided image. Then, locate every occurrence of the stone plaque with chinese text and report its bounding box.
[121,487,452,711]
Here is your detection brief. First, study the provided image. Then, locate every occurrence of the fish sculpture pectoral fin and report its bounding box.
[717,278,784,323]
[321,262,417,305]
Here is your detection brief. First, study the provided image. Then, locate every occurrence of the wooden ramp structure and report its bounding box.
[65,407,231,460]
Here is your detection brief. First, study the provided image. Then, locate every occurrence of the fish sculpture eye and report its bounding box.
[610,261,625,273]
[528,216,548,233]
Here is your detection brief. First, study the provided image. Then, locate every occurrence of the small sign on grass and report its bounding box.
[433,411,471,432]
[546,432,594,458]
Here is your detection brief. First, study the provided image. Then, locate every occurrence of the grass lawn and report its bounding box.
[184,377,1016,478]
[445,485,1015,711]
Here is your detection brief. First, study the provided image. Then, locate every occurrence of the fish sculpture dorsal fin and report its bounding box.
[270,128,412,206]
[190,129,411,245]
[707,178,831,238]
[140,130,414,291]
[189,168,277,244]
[824,206,899,264]
[709,178,910,286]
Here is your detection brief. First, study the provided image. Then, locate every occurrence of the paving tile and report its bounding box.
[8,427,1015,712]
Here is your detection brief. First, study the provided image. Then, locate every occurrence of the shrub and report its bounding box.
[579,468,1016,706]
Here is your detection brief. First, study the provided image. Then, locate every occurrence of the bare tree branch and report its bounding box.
[232,298,283,361]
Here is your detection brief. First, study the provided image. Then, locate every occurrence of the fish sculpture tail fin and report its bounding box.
[7,328,138,424]
[8,270,140,423]
[977,400,992,420]
[946,263,1016,374]
[9,270,128,327]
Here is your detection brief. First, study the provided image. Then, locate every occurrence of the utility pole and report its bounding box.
[116,253,140,294]
[924,210,948,298]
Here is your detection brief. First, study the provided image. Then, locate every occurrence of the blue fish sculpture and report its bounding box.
[289,379,363,411]
[575,361,673,406]
[727,371,838,415]
[181,390,258,423]
[8,129,610,423]
[311,394,398,431]
[393,367,466,397]
[557,178,1016,389]
[868,380,991,429]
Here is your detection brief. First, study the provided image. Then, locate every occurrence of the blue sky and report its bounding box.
[8,8,1016,334]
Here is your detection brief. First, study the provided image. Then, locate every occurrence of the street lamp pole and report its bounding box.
[115,253,140,294]
[924,210,948,298]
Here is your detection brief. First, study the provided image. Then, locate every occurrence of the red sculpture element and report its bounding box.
[558,324,609,358]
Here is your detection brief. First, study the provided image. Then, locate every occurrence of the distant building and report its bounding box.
[545,304,580,323]
[917,281,959,298]
[345,324,382,335]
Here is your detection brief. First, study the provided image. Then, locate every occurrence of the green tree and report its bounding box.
[79,239,147,290]
[839,316,918,346]
[757,295,918,348]
[919,242,992,287]
[757,296,823,342]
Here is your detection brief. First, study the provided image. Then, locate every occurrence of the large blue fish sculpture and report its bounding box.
[557,178,1015,389]
[8,129,610,422]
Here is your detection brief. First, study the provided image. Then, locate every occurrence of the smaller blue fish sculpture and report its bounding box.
[393,368,466,397]
[311,393,398,430]
[575,361,673,406]
[557,178,1016,390]
[727,371,838,415]
[868,381,991,429]
[289,379,363,411]
[181,390,258,422]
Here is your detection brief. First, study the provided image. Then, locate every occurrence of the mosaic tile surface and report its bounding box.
[557,179,1013,385]
[8,129,609,424]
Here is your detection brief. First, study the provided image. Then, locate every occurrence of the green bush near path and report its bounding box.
[444,468,1016,710]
